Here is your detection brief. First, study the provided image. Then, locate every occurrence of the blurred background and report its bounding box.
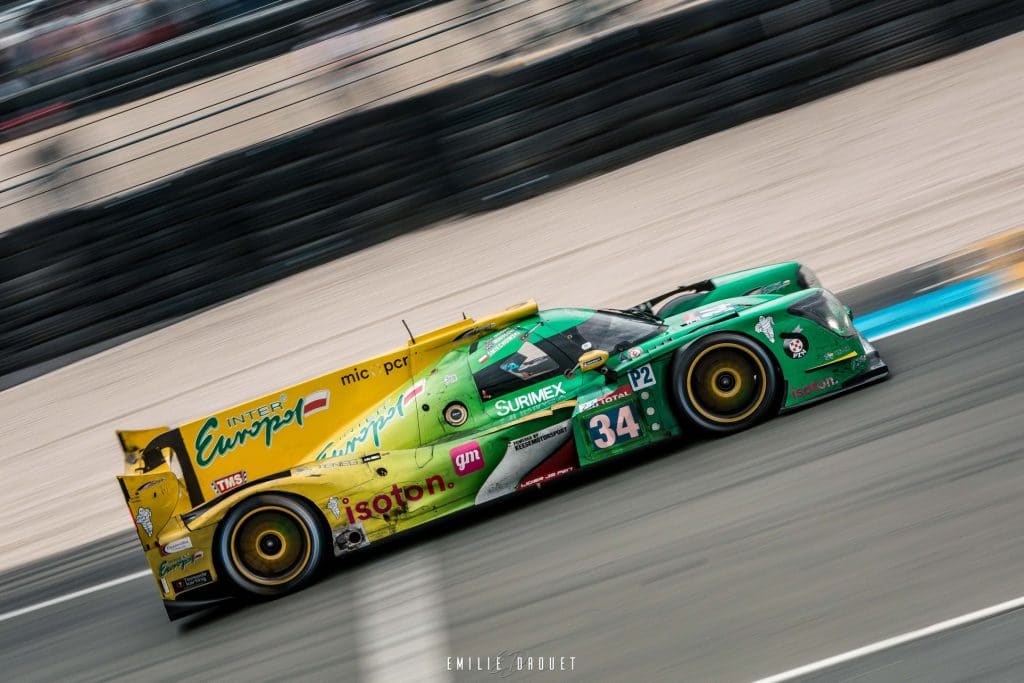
[0,0,676,226]
[1,1,1024,680]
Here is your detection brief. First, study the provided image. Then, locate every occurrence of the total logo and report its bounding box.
[790,376,837,399]
[450,441,485,476]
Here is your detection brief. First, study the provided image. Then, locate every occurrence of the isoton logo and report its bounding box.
[791,376,837,399]
[338,474,453,522]
[450,441,485,476]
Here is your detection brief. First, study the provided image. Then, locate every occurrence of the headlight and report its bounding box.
[787,290,855,337]
[797,265,821,289]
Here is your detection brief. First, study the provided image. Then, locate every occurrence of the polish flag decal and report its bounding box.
[303,390,330,416]
[403,380,426,407]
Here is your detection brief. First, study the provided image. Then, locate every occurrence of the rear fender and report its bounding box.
[117,472,186,551]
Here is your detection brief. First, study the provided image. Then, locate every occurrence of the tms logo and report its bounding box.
[210,470,247,495]
[450,441,485,476]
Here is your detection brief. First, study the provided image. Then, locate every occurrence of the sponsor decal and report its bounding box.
[340,355,409,386]
[626,346,643,360]
[754,315,776,343]
[303,390,330,416]
[443,374,459,385]
[748,279,791,295]
[578,385,633,413]
[194,390,331,467]
[781,328,809,359]
[159,551,204,577]
[315,386,416,460]
[225,396,286,428]
[521,467,576,488]
[403,380,426,407]
[450,441,485,477]
[681,303,736,326]
[478,327,523,364]
[510,422,572,452]
[790,376,838,399]
[587,404,642,450]
[172,570,213,593]
[210,470,248,495]
[326,497,341,519]
[627,365,656,391]
[476,421,572,504]
[337,474,453,522]
[135,507,153,536]
[494,382,567,417]
[161,537,193,555]
[362,453,382,463]
[444,402,469,427]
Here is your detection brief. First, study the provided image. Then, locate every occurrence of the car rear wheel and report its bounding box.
[670,333,778,434]
[216,494,326,597]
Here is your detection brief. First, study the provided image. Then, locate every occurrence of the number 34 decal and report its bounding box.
[587,405,643,450]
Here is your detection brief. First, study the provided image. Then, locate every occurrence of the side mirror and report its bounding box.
[577,350,609,373]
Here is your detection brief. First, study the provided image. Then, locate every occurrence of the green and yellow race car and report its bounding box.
[117,262,888,619]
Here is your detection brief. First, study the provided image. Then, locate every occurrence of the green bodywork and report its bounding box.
[289,262,885,545]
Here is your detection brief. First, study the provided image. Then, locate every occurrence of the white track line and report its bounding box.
[0,569,151,623]
[0,288,1021,627]
[354,547,451,682]
[753,595,1024,682]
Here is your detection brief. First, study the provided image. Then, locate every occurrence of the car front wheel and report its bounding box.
[669,333,778,435]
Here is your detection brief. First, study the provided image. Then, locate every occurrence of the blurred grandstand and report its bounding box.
[0,0,669,226]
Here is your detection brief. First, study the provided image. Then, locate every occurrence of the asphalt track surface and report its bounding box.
[0,290,1021,682]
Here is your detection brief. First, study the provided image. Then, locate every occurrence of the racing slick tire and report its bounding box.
[215,494,327,597]
[669,332,779,435]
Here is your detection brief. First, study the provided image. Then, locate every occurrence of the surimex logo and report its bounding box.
[494,382,566,416]
[194,390,330,467]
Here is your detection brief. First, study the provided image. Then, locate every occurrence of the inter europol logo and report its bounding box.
[315,384,420,461]
[450,441,485,476]
[159,551,204,577]
[194,390,331,467]
[336,474,454,522]
[791,376,837,399]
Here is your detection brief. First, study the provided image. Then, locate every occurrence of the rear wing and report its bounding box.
[116,301,540,509]
[627,263,812,319]
[117,427,172,475]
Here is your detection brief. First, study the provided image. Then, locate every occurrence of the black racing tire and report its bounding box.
[669,332,779,435]
[215,494,326,598]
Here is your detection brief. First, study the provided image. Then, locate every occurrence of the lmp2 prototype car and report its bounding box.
[117,263,888,619]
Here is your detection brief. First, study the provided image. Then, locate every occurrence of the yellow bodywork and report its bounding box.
[115,302,538,604]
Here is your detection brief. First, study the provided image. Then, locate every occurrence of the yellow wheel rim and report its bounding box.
[685,342,768,424]
[229,505,312,587]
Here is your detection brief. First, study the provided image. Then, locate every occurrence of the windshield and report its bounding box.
[540,311,663,360]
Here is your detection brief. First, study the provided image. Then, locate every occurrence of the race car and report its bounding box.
[117,263,888,619]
